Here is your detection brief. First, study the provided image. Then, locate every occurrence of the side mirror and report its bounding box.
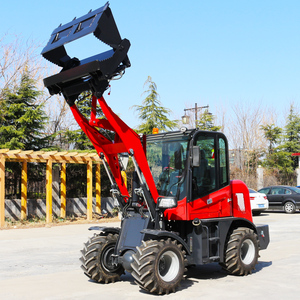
[192,146,201,167]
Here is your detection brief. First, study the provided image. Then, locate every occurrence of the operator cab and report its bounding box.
[146,129,230,202]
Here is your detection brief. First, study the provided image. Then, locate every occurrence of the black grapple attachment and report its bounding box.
[42,2,130,105]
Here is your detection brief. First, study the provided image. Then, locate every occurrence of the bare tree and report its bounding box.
[225,102,278,187]
[43,94,77,149]
[0,34,46,92]
[0,33,77,150]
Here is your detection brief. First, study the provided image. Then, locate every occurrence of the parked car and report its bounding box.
[258,185,300,213]
[249,188,269,215]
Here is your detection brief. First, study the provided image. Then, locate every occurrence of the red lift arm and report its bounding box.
[69,95,159,203]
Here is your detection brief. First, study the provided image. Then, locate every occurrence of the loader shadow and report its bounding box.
[107,261,272,295]
[184,263,227,281]
[185,260,272,279]
[127,264,224,295]
[254,260,272,272]
[134,260,272,294]
[180,260,272,291]
[122,272,136,283]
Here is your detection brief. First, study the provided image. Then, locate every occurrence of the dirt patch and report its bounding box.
[1,215,120,230]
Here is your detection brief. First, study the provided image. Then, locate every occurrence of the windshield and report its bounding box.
[147,137,189,198]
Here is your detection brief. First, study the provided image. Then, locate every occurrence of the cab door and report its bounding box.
[187,132,231,220]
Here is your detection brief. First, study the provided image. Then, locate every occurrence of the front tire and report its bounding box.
[80,233,124,283]
[284,201,296,214]
[131,239,186,295]
[223,227,259,276]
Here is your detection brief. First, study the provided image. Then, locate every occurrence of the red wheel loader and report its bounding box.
[42,2,269,295]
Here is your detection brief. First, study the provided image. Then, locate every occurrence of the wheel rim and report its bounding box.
[240,239,255,265]
[101,245,118,272]
[158,250,180,282]
[285,203,294,213]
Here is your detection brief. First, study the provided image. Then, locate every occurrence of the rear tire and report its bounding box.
[223,227,259,276]
[284,201,296,214]
[131,239,186,295]
[80,233,124,283]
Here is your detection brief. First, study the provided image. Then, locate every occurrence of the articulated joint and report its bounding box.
[110,188,120,196]
[128,149,134,156]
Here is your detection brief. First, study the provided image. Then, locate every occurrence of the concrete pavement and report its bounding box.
[0,212,299,300]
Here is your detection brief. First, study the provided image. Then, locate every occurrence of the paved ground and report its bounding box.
[0,211,299,300]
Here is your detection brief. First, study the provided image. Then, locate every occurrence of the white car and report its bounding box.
[249,188,269,216]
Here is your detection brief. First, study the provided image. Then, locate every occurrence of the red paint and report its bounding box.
[231,180,253,222]
[69,96,159,203]
[186,185,232,220]
[165,181,252,222]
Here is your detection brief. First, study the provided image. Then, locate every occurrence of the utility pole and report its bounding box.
[182,103,209,128]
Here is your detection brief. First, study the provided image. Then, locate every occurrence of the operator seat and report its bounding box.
[192,149,209,197]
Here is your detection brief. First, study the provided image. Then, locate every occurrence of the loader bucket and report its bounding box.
[42,2,130,104]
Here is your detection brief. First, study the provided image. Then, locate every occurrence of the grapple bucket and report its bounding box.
[42,2,130,103]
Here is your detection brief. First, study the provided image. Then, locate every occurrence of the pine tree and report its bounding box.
[0,69,48,150]
[133,76,177,134]
[261,105,300,184]
[197,108,221,131]
[281,105,300,168]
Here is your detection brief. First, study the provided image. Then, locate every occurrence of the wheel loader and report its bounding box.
[42,2,269,295]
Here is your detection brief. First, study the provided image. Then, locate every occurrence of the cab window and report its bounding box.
[192,135,216,199]
[219,137,228,187]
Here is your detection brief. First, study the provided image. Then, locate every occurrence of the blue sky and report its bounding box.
[1,0,299,129]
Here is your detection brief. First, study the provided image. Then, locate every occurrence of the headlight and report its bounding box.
[158,197,177,209]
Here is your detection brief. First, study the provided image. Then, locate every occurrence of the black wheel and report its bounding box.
[223,227,259,276]
[284,201,296,214]
[80,233,124,283]
[131,239,186,295]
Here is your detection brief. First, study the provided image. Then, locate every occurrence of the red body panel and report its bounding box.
[164,180,252,222]
[186,185,232,220]
[231,180,253,222]
[164,198,188,221]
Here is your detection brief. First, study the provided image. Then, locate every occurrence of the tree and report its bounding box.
[281,105,300,168]
[197,108,222,131]
[43,95,74,150]
[132,76,177,134]
[0,69,48,150]
[261,104,300,185]
[0,34,45,96]
[226,103,267,183]
[260,124,282,154]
